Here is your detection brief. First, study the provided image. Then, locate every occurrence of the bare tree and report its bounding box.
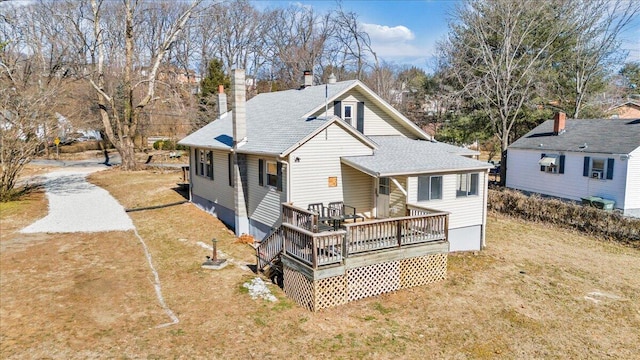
[333,4,377,81]
[85,0,203,170]
[0,4,62,200]
[566,0,639,118]
[439,0,576,185]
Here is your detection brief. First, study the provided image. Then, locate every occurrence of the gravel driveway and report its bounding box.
[20,167,135,233]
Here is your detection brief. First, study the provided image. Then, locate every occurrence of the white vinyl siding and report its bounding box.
[506,148,629,210]
[408,171,486,229]
[389,177,407,217]
[246,155,287,229]
[190,149,234,210]
[312,89,416,138]
[289,122,373,210]
[342,164,374,218]
[623,147,640,215]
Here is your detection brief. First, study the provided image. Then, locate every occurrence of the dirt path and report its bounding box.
[20,168,134,233]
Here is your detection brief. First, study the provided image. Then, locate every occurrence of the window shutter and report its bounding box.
[357,102,365,133]
[258,159,264,186]
[228,153,233,187]
[559,155,565,174]
[606,158,615,180]
[208,151,214,180]
[583,156,590,177]
[540,153,546,172]
[276,162,283,192]
[333,101,341,118]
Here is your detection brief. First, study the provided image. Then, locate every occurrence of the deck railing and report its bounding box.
[277,203,449,269]
[282,203,318,232]
[343,212,448,254]
[256,227,284,271]
[282,223,344,268]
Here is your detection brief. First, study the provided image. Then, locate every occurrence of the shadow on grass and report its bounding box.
[1,183,45,202]
[172,185,189,200]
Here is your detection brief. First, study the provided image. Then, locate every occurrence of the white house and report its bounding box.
[506,113,640,218]
[179,70,492,251]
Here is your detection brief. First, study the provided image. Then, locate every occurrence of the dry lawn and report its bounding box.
[1,167,639,359]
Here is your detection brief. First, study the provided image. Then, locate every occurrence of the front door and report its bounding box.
[376,177,390,218]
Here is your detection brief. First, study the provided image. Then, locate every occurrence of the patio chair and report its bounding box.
[307,203,326,217]
[307,203,333,232]
[328,201,364,222]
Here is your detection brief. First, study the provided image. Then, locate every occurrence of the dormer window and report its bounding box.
[343,104,353,125]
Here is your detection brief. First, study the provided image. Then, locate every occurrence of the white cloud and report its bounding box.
[361,23,415,42]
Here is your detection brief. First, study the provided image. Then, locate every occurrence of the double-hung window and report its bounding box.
[258,159,283,191]
[539,154,564,174]
[456,173,479,197]
[583,156,614,180]
[197,149,214,179]
[266,161,278,187]
[418,175,442,201]
[343,104,353,125]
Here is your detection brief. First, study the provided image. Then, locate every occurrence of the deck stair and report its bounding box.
[256,227,284,272]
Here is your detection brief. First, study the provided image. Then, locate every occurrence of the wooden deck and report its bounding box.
[256,203,450,311]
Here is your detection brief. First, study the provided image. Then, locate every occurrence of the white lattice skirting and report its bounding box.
[283,253,447,311]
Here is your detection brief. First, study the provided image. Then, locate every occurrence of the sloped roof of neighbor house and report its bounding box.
[509,118,640,154]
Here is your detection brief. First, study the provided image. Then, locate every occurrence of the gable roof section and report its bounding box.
[304,80,430,141]
[179,80,363,154]
[342,136,492,177]
[509,118,640,154]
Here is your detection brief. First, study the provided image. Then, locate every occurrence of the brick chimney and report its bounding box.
[232,69,246,145]
[553,112,566,135]
[302,70,313,88]
[217,85,227,118]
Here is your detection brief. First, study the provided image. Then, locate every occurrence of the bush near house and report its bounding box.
[152,139,188,151]
[489,188,640,247]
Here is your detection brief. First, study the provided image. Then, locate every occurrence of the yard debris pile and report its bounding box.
[243,277,277,302]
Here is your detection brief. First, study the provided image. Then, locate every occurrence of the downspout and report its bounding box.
[481,169,489,249]
[279,157,291,203]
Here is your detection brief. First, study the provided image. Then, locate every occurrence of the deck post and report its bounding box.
[444,214,449,242]
[397,221,402,247]
[343,228,350,260]
[312,236,318,269]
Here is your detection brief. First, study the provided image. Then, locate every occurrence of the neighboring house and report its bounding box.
[179,70,492,252]
[608,100,640,119]
[506,113,640,218]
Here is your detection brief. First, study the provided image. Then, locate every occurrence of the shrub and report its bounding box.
[488,188,640,247]
[152,140,187,151]
[59,141,102,153]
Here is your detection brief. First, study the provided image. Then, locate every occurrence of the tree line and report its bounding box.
[1,0,638,198]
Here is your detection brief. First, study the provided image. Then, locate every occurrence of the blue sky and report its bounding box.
[262,0,459,71]
[260,0,640,71]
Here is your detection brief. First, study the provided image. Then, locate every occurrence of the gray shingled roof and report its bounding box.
[509,118,640,154]
[342,136,492,176]
[178,80,357,154]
